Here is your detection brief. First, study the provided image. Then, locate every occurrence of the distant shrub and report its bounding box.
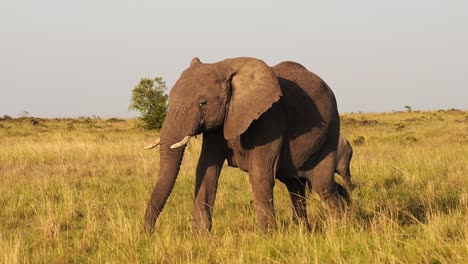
[358,119,379,126]
[353,136,366,145]
[106,118,125,123]
[31,119,40,126]
[129,77,168,130]
[1,115,12,120]
[342,117,379,126]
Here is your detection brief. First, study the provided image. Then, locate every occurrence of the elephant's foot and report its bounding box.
[192,225,211,236]
[256,214,276,232]
[192,213,212,235]
[322,185,350,214]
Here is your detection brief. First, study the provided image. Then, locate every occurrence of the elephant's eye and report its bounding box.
[199,99,208,107]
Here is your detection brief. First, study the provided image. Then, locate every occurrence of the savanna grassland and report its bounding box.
[0,110,467,263]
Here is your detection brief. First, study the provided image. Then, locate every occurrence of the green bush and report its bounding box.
[129,77,168,129]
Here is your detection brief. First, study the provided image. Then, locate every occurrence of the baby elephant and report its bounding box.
[336,134,354,190]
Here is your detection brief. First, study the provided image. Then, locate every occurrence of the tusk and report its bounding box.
[170,136,192,149]
[144,138,160,150]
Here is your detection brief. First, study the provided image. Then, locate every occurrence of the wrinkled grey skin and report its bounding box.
[144,57,349,234]
[336,134,354,190]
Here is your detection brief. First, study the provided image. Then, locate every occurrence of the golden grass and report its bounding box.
[0,111,467,263]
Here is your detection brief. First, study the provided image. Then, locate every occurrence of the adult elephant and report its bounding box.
[144,57,349,234]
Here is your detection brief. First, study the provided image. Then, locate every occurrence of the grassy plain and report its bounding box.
[0,110,467,263]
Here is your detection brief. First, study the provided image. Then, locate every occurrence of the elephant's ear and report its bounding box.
[223,59,282,140]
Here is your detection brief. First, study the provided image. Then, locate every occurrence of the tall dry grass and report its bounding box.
[0,111,467,263]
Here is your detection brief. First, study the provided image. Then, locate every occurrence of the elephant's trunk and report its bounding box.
[143,144,184,234]
[143,106,198,234]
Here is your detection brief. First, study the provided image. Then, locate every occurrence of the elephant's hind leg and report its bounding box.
[307,150,350,211]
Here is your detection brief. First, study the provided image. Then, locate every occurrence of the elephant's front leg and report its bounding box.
[248,167,276,231]
[193,132,226,234]
[245,103,285,231]
[247,141,282,231]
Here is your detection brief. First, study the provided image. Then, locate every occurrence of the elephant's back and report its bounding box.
[272,61,307,72]
[272,62,339,171]
[272,62,336,108]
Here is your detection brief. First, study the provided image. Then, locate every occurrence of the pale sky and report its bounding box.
[0,0,467,117]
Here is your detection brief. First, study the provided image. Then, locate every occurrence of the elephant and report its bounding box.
[336,134,354,190]
[143,57,349,234]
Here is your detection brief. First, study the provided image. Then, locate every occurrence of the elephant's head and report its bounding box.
[144,57,282,234]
